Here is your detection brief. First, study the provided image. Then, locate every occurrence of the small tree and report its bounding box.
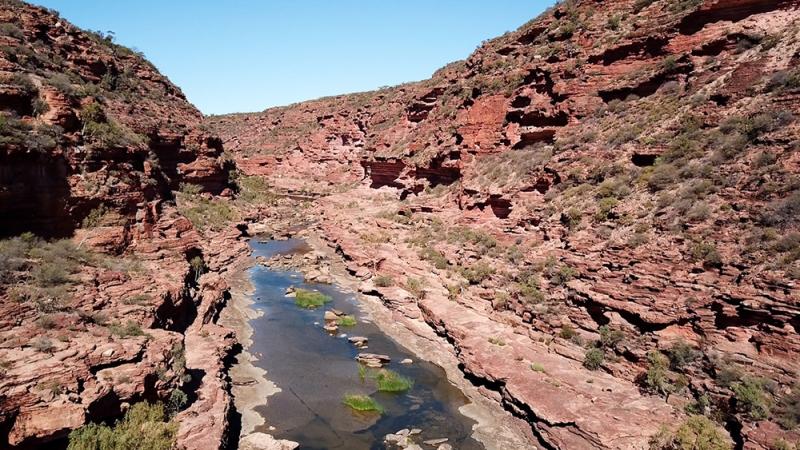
[649,416,732,450]
[583,348,604,370]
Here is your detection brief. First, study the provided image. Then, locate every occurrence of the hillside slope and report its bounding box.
[212,0,800,448]
[0,2,245,449]
[0,0,228,237]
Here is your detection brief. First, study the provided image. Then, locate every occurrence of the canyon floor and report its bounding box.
[2,0,800,449]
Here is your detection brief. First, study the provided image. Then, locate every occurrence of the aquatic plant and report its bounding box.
[375,369,414,393]
[342,394,383,413]
[294,289,332,309]
[337,315,357,327]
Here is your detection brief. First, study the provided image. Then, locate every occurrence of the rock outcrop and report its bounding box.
[0,1,229,238]
[0,2,245,449]
[213,0,800,448]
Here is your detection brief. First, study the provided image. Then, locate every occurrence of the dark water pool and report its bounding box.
[246,239,483,450]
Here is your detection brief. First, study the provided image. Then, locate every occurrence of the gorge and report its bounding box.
[1,0,800,449]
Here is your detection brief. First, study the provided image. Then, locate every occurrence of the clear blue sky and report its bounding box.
[30,1,553,115]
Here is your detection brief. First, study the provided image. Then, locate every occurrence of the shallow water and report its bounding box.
[246,238,484,450]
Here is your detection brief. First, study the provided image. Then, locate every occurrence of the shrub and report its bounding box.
[628,232,649,248]
[599,325,625,348]
[31,337,55,353]
[68,402,177,450]
[559,323,578,340]
[690,242,722,266]
[715,363,744,388]
[648,416,732,450]
[530,363,546,373]
[373,275,394,287]
[405,277,425,299]
[515,270,545,304]
[563,207,582,229]
[109,320,145,338]
[645,351,672,397]
[551,265,577,286]
[766,69,800,92]
[732,377,770,420]
[775,233,800,253]
[460,261,495,284]
[662,56,678,72]
[235,175,277,206]
[374,369,414,392]
[294,289,332,309]
[632,0,657,12]
[81,205,109,228]
[583,348,605,370]
[167,389,188,417]
[419,248,448,269]
[447,227,497,253]
[0,22,24,39]
[488,336,506,346]
[596,197,619,221]
[668,340,698,371]
[342,394,383,413]
[648,164,678,192]
[775,386,800,430]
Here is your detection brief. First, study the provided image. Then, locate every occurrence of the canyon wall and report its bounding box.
[0,2,244,448]
[213,0,800,448]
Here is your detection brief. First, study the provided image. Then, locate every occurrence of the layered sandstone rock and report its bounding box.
[0,2,245,449]
[0,2,228,238]
[214,0,800,448]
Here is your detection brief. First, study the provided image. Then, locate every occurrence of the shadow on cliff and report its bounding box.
[0,152,73,238]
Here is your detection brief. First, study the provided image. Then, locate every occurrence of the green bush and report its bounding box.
[647,164,678,192]
[645,351,672,397]
[179,196,238,232]
[419,247,448,269]
[108,320,146,338]
[668,340,698,371]
[690,242,722,266]
[167,389,188,417]
[648,415,732,450]
[599,325,625,348]
[80,103,144,149]
[596,197,619,221]
[294,289,332,309]
[235,175,277,206]
[559,323,578,340]
[81,205,109,228]
[775,386,800,430]
[732,377,770,420]
[68,402,177,450]
[583,348,604,370]
[460,261,495,284]
[405,277,425,299]
[373,275,394,287]
[0,23,24,39]
[515,270,544,304]
[551,265,577,286]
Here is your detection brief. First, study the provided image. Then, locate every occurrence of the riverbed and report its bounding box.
[245,238,484,450]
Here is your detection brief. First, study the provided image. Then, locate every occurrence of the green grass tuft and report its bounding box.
[374,369,414,392]
[294,289,332,309]
[337,315,357,327]
[342,394,383,413]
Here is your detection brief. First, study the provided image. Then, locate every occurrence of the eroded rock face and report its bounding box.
[215,0,800,448]
[0,3,246,449]
[0,2,229,238]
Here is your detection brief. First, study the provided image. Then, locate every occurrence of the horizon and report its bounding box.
[30,1,555,115]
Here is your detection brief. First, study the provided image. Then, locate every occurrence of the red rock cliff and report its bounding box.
[213,0,800,448]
